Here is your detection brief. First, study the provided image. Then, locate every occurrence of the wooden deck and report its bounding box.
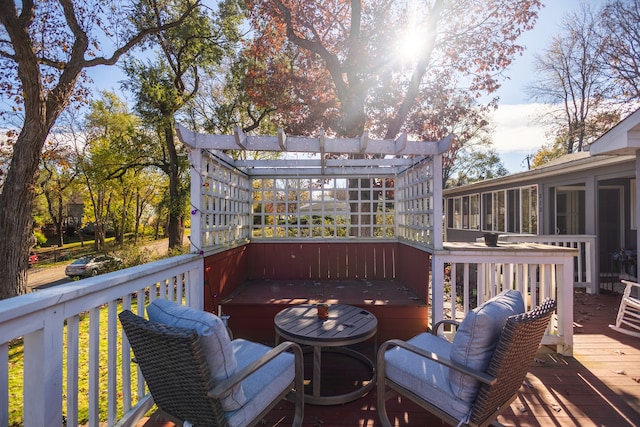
[219,279,429,343]
[138,290,640,427]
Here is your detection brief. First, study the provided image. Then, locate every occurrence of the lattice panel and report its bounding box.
[191,150,437,247]
[396,159,435,246]
[196,153,251,248]
[250,177,395,239]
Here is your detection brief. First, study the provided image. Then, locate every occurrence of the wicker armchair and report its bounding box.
[119,310,304,427]
[377,296,556,427]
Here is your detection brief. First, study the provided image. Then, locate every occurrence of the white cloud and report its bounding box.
[488,103,553,172]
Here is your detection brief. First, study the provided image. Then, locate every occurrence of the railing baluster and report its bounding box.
[107,301,118,425]
[122,293,132,414]
[0,343,7,427]
[67,315,80,427]
[89,307,100,426]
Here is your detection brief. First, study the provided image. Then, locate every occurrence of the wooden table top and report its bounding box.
[274,304,377,347]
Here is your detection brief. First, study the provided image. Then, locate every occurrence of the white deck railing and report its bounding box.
[496,234,597,294]
[0,254,203,427]
[1,242,578,426]
[431,241,577,356]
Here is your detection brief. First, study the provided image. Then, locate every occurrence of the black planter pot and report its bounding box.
[483,232,499,247]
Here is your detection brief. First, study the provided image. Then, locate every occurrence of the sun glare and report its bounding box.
[395,1,427,64]
[396,29,426,63]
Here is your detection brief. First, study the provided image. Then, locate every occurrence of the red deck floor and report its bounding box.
[138,290,640,427]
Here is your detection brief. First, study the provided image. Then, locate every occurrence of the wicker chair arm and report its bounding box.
[431,319,461,336]
[208,341,303,399]
[379,339,496,386]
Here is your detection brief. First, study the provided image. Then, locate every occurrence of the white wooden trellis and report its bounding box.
[180,124,574,355]
[179,124,451,250]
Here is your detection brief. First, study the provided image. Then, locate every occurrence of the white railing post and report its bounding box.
[557,261,575,355]
[189,147,203,254]
[431,253,445,327]
[433,154,444,250]
[23,308,64,427]
[187,261,205,310]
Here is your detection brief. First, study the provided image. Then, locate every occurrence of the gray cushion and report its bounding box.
[146,299,247,411]
[225,339,295,427]
[449,289,525,402]
[384,332,473,421]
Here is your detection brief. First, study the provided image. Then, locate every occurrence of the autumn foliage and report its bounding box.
[242,0,542,140]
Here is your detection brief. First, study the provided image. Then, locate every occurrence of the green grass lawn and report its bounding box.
[8,301,147,426]
[9,237,187,425]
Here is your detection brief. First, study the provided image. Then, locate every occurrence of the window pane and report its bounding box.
[470,194,480,230]
[462,196,469,229]
[454,198,462,228]
[522,186,538,234]
[493,191,505,232]
[507,189,520,233]
[482,193,492,231]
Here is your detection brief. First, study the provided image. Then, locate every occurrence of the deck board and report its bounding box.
[221,278,426,306]
[220,279,429,343]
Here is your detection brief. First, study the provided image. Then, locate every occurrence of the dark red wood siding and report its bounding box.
[396,243,430,302]
[203,245,249,313]
[246,242,413,281]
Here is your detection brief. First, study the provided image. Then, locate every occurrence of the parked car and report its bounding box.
[28,252,39,267]
[65,255,122,278]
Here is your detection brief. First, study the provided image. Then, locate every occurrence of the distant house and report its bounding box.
[299,197,350,217]
[443,108,640,293]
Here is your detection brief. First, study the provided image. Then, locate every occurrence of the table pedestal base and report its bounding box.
[304,346,376,406]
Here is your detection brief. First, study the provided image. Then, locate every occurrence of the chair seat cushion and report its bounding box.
[384,332,473,421]
[224,339,295,427]
[449,289,525,402]
[146,299,247,411]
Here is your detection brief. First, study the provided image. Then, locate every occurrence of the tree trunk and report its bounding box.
[55,193,65,248]
[134,191,142,244]
[164,123,183,249]
[0,126,48,299]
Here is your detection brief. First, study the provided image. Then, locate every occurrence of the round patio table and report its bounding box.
[274,304,377,405]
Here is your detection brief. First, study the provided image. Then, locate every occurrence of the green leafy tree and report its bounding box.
[0,0,201,299]
[184,59,279,137]
[124,0,242,249]
[529,142,563,169]
[81,92,154,250]
[38,139,80,247]
[442,110,508,187]
[131,169,166,244]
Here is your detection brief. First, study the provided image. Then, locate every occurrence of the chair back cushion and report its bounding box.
[449,289,525,402]
[470,298,556,425]
[147,299,247,411]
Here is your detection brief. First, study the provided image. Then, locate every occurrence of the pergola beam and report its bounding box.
[394,133,407,154]
[278,128,287,151]
[234,126,247,149]
[177,123,453,156]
